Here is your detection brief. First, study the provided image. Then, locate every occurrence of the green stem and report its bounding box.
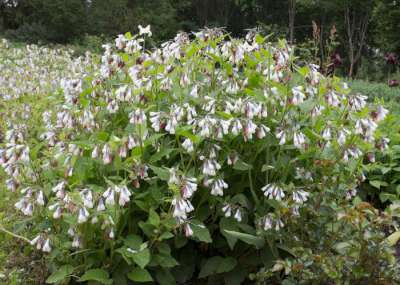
[0,225,31,244]
[248,169,260,207]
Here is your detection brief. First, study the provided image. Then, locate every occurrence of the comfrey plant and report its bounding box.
[0,28,399,284]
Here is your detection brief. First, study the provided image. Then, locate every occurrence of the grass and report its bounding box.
[0,175,47,284]
[349,79,400,105]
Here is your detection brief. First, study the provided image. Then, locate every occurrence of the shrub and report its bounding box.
[0,29,399,284]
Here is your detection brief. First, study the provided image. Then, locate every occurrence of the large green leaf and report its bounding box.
[127,268,153,282]
[198,256,237,278]
[190,219,212,243]
[46,265,74,284]
[132,248,151,269]
[79,269,112,285]
[223,230,265,249]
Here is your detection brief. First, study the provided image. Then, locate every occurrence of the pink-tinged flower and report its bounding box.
[172,198,194,221]
[102,144,112,164]
[330,53,342,67]
[384,53,398,65]
[181,177,197,199]
[372,105,389,122]
[129,109,147,125]
[389,79,399,87]
[291,86,306,105]
[293,132,306,149]
[118,186,132,206]
[184,223,193,237]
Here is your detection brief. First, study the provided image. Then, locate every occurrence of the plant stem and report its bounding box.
[0,225,31,244]
[248,169,260,207]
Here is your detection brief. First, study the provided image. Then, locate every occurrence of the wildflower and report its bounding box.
[202,159,221,176]
[97,198,106,211]
[291,86,306,105]
[168,168,180,185]
[222,204,232,217]
[129,109,147,125]
[226,153,237,165]
[182,138,194,153]
[78,207,90,224]
[138,25,152,37]
[373,105,389,122]
[349,94,367,111]
[72,236,81,248]
[149,112,162,132]
[118,185,132,206]
[102,144,112,164]
[36,191,45,206]
[322,128,331,140]
[234,209,242,222]
[292,190,310,204]
[91,145,99,158]
[210,178,228,196]
[81,189,93,209]
[293,132,306,149]
[184,223,193,237]
[42,238,52,253]
[262,184,285,201]
[172,197,194,221]
[181,177,197,199]
[103,187,115,206]
[337,129,349,146]
[276,130,286,145]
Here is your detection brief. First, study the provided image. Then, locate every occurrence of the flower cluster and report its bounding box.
[0,27,390,282]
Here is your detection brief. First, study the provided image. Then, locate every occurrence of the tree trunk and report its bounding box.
[344,4,370,78]
[288,0,296,44]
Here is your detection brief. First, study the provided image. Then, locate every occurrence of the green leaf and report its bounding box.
[127,268,153,282]
[148,208,160,226]
[223,230,265,249]
[380,192,397,203]
[190,220,212,243]
[159,231,174,240]
[199,256,237,278]
[155,269,175,285]
[387,231,400,246]
[46,265,74,284]
[149,148,175,163]
[124,234,143,250]
[370,180,388,189]
[79,269,112,285]
[220,218,239,249]
[369,180,381,189]
[233,160,253,171]
[149,165,170,181]
[132,248,151,269]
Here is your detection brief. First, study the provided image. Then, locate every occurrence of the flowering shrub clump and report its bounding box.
[1,29,399,284]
